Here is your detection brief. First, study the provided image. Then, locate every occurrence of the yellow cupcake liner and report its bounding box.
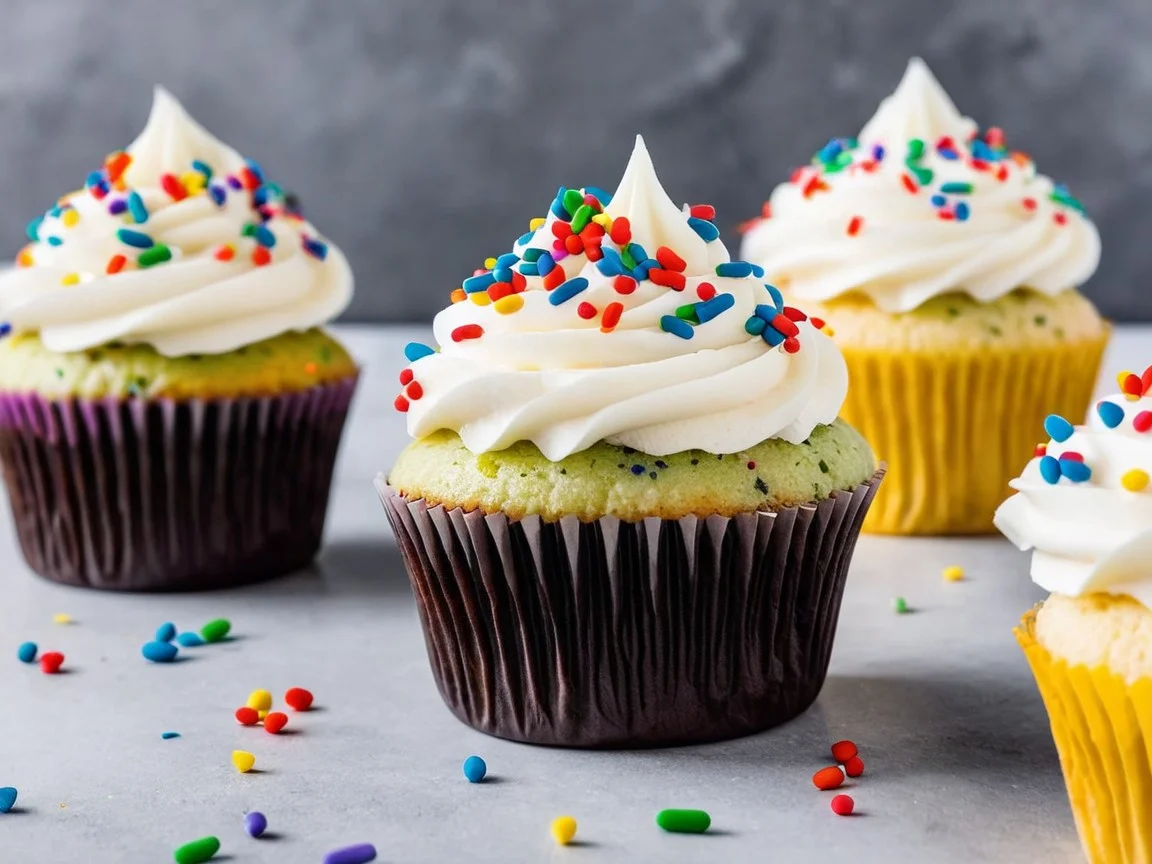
[839,335,1107,534]
[1017,610,1152,864]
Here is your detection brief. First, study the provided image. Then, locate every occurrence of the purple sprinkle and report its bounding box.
[108,199,128,216]
[630,464,644,475]
[244,811,267,838]
[226,175,243,191]
[323,844,377,864]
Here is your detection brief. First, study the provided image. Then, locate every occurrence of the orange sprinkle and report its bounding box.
[252,247,271,267]
[600,301,624,333]
[846,216,863,236]
[106,254,127,275]
[304,362,318,375]
[16,248,33,267]
[214,244,235,262]
[543,267,565,291]
[105,151,132,183]
[450,288,467,303]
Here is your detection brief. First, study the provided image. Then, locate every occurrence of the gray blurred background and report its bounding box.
[0,0,1148,321]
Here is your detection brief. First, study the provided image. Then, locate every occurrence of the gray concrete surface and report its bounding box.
[0,324,1146,863]
[0,1,1147,322]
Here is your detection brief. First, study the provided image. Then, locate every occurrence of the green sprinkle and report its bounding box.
[241,222,258,237]
[1049,192,1085,214]
[818,459,830,474]
[137,245,172,268]
[674,303,699,323]
[988,325,1003,337]
[54,368,64,379]
[199,618,231,643]
[940,182,974,194]
[1034,315,1047,327]
[562,189,585,218]
[946,307,960,317]
[656,809,711,834]
[569,204,594,234]
[173,836,220,864]
[620,247,637,270]
[908,164,934,186]
[893,596,909,614]
[906,138,925,160]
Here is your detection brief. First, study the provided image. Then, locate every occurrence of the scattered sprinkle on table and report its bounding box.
[813,766,845,790]
[893,596,909,614]
[942,565,965,582]
[176,632,204,647]
[39,651,64,674]
[323,843,377,864]
[232,750,256,773]
[16,642,37,663]
[830,740,857,763]
[142,641,179,663]
[52,613,73,625]
[155,622,177,642]
[199,619,231,643]
[284,686,314,711]
[656,809,711,833]
[244,811,267,838]
[0,787,17,813]
[551,816,578,846]
[463,755,487,783]
[263,712,287,734]
[173,835,220,864]
[830,794,855,816]
[246,689,273,712]
[161,731,181,740]
[235,707,259,726]
[844,756,865,777]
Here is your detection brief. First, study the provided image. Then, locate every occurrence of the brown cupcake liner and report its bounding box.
[0,375,357,591]
[377,467,883,748]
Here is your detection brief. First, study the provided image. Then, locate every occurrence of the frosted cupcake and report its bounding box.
[742,58,1106,535]
[379,136,882,747]
[996,369,1152,863]
[0,88,356,590]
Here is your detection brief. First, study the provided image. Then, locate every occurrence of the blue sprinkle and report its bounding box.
[49,205,62,218]
[630,464,645,476]
[463,755,487,783]
[515,231,534,246]
[631,262,652,281]
[754,303,778,320]
[660,315,694,339]
[687,217,719,241]
[761,327,785,347]
[191,159,213,179]
[302,237,328,260]
[142,641,179,663]
[764,284,784,309]
[938,148,959,160]
[819,138,842,163]
[94,180,109,196]
[46,236,63,247]
[127,191,149,223]
[595,248,627,277]
[108,199,128,216]
[495,253,519,269]
[1060,459,1092,483]
[971,141,990,160]
[1044,414,1075,443]
[252,187,269,207]
[518,262,539,276]
[155,622,177,643]
[492,267,512,283]
[954,202,970,221]
[17,641,37,663]
[0,323,12,338]
[585,186,612,205]
[716,261,753,278]
[1097,401,1125,429]
[548,277,588,306]
[550,187,568,219]
[626,243,648,264]
[254,224,277,248]
[745,316,767,336]
[940,182,972,194]
[117,228,154,249]
[872,144,885,161]
[175,632,205,647]
[463,272,496,294]
[750,264,765,278]
[1039,455,1062,484]
[696,293,736,323]
[26,216,43,242]
[0,787,17,814]
[227,175,243,191]
[521,248,543,263]
[208,185,226,207]
[930,194,947,207]
[536,252,556,277]
[86,170,105,188]
[161,731,181,740]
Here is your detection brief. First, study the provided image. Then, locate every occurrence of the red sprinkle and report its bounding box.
[1134,411,1152,433]
[782,306,808,322]
[844,756,865,778]
[564,234,583,255]
[810,317,826,330]
[252,247,271,267]
[689,204,716,220]
[106,254,127,275]
[746,461,756,470]
[90,184,109,201]
[214,244,236,261]
[970,159,990,172]
[239,167,261,190]
[656,246,687,272]
[406,381,423,400]
[487,282,515,302]
[394,395,410,412]
[39,651,64,674]
[235,706,259,726]
[585,241,604,262]
[783,337,801,354]
[451,324,484,343]
[613,275,637,295]
[1061,451,1084,463]
[901,174,918,194]
[543,267,566,291]
[1123,373,1144,397]
[938,210,955,221]
[996,164,1009,182]
[802,175,822,198]
[847,216,863,236]
[696,282,717,301]
[551,220,570,239]
[160,173,188,201]
[510,270,527,291]
[813,766,845,791]
[771,315,799,338]
[1053,212,1068,226]
[284,687,314,711]
[1022,198,1037,211]
[830,740,858,763]
[577,302,597,320]
[600,301,624,333]
[1141,365,1152,395]
[648,269,686,291]
[609,216,632,246]
[830,794,855,816]
[263,712,288,734]
[399,369,414,385]
[1034,443,1048,457]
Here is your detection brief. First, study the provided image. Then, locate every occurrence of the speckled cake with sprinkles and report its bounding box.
[378,134,882,748]
[0,87,358,591]
[740,57,1110,536]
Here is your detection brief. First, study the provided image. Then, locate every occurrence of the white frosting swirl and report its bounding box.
[740,58,1100,314]
[994,385,1152,608]
[403,136,848,460]
[0,87,352,356]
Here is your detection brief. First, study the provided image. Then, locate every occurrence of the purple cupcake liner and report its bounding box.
[377,467,883,748]
[0,375,357,591]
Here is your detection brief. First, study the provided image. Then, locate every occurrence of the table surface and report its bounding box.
[2,324,1146,864]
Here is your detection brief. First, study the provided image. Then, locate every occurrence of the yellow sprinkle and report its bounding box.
[1117,371,1134,389]
[823,326,836,337]
[483,257,498,270]
[304,361,318,375]
[52,613,73,625]
[942,565,964,582]
[494,295,524,315]
[60,273,80,286]
[470,292,492,307]
[181,171,206,194]
[551,816,577,846]
[246,689,273,712]
[591,213,612,229]
[1122,469,1149,492]
[16,248,33,267]
[232,750,256,773]
[257,710,269,721]
[529,217,546,231]
[61,209,80,228]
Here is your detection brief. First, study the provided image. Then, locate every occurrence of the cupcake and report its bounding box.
[378,136,882,748]
[995,369,1152,863]
[741,58,1107,535]
[0,88,357,591]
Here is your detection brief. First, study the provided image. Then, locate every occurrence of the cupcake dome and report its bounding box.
[0,88,357,591]
[741,58,1108,535]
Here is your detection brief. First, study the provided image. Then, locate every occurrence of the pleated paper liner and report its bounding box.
[1017,608,1152,864]
[839,334,1106,535]
[378,468,883,748]
[0,375,358,591]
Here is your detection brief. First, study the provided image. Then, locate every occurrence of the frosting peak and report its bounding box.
[994,369,1152,608]
[397,137,849,461]
[859,58,976,146]
[124,87,245,186]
